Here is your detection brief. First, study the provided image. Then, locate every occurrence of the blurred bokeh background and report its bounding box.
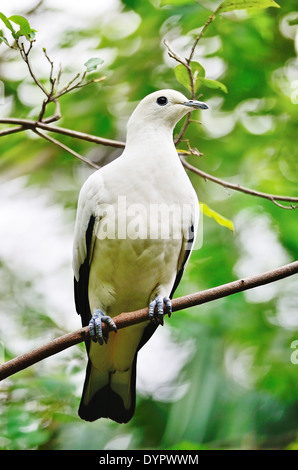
[0,0,297,450]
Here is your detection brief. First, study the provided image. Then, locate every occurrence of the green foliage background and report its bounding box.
[0,0,297,450]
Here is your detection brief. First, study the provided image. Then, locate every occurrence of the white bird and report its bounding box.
[73,89,208,423]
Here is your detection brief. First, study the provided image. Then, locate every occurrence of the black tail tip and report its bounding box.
[78,385,135,424]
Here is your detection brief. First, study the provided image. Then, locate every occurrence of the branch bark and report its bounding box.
[164,6,220,145]
[33,129,100,169]
[180,156,298,209]
[1,117,297,208]
[0,260,297,381]
[0,118,125,148]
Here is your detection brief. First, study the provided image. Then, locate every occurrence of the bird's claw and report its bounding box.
[148,295,172,326]
[89,309,117,345]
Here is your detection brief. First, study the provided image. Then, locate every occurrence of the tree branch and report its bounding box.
[0,117,125,148]
[18,39,49,98]
[164,5,219,145]
[0,125,25,138]
[0,260,297,381]
[33,129,100,169]
[187,7,220,63]
[180,156,298,209]
[13,36,106,123]
[1,117,297,209]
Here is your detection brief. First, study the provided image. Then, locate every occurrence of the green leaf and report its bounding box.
[0,29,10,47]
[160,0,195,5]
[0,12,15,33]
[175,62,227,94]
[174,61,205,92]
[28,29,37,40]
[200,203,234,232]
[218,0,280,13]
[84,57,104,73]
[0,36,10,47]
[8,15,32,40]
[200,78,228,93]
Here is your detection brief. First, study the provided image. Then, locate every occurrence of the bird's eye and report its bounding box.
[156,96,168,106]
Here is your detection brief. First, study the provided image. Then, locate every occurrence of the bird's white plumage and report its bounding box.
[73,89,204,422]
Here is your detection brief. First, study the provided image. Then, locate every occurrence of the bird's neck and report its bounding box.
[125,124,177,161]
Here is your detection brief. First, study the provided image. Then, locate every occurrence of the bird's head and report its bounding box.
[127,89,208,136]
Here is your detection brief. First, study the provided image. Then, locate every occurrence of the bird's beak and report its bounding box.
[183,99,208,110]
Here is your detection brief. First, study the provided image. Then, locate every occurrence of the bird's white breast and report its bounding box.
[86,150,198,316]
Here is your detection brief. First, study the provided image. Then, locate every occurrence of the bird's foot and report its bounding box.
[148,295,172,326]
[89,309,117,345]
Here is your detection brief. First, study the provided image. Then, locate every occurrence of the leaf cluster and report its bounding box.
[0,13,35,46]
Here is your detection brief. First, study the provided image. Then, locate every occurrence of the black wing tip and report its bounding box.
[74,215,96,325]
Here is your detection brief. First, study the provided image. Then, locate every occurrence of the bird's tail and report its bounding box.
[78,358,137,423]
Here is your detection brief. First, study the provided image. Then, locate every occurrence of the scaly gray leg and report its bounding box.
[89,309,117,345]
[148,295,172,326]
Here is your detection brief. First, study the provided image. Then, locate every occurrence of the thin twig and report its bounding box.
[164,38,195,98]
[165,4,220,144]
[41,99,61,123]
[0,260,297,381]
[180,156,298,209]
[43,48,56,95]
[174,114,191,145]
[33,129,99,169]
[187,9,219,63]
[0,125,25,137]
[16,39,105,122]
[18,39,49,97]
[55,76,106,100]
[38,122,125,147]
[1,117,297,207]
[163,39,187,67]
[54,72,81,98]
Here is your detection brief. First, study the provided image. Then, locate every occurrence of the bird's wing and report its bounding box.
[170,197,199,299]
[170,223,196,299]
[73,173,101,328]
